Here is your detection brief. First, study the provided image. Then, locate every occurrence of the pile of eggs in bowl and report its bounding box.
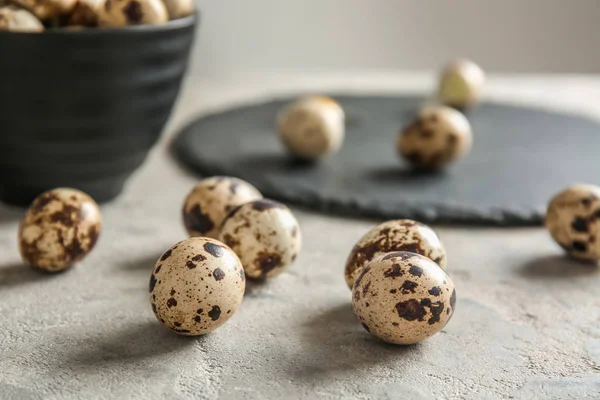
[0,0,194,32]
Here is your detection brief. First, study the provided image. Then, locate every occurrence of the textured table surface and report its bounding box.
[1,72,600,400]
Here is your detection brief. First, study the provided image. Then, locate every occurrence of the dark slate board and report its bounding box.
[172,95,600,226]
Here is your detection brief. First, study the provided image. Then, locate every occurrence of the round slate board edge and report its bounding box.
[176,91,600,124]
[166,93,600,227]
[170,134,544,227]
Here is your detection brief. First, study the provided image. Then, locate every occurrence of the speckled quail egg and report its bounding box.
[219,199,301,280]
[10,0,77,20]
[352,251,456,345]
[65,0,103,27]
[98,0,167,27]
[0,4,43,31]
[545,184,600,261]
[149,237,245,336]
[345,219,446,290]
[182,176,263,239]
[18,188,102,272]
[277,96,345,161]
[162,0,194,19]
[397,105,473,170]
[438,59,485,109]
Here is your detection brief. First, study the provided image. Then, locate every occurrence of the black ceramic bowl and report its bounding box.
[0,15,197,206]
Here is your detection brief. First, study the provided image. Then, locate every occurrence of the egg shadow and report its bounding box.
[517,254,599,280]
[285,302,419,381]
[343,107,365,129]
[57,320,198,372]
[365,165,449,185]
[236,153,321,175]
[0,262,62,288]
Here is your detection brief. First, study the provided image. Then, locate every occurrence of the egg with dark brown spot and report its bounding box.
[150,237,245,336]
[65,0,103,27]
[397,106,472,170]
[352,252,456,345]
[219,199,301,279]
[98,0,167,27]
[546,184,600,261]
[18,188,102,272]
[182,176,263,239]
[345,219,446,289]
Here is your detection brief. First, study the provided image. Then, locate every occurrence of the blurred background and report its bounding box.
[191,0,599,79]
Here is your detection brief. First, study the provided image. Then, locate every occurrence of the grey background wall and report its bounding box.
[191,0,599,78]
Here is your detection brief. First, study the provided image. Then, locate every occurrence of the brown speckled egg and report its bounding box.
[150,237,245,336]
[182,176,263,239]
[98,0,167,27]
[352,251,456,345]
[438,59,485,109]
[345,219,446,289]
[65,0,103,27]
[10,0,77,20]
[277,96,345,161]
[0,5,43,31]
[397,106,472,170]
[219,199,301,280]
[545,184,600,261]
[18,188,102,272]
[162,0,194,19]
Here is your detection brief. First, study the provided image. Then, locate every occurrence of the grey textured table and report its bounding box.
[1,73,600,400]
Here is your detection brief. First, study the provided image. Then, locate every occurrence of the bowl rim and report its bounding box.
[0,11,198,36]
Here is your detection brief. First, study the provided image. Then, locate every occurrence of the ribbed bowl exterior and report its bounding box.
[0,15,196,206]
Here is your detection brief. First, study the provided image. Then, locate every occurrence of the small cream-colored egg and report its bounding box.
[345,219,446,289]
[162,0,194,19]
[98,0,167,27]
[438,59,485,109]
[150,237,246,336]
[182,176,263,239]
[219,199,301,280]
[18,188,102,272]
[546,184,600,261]
[0,5,43,31]
[9,0,77,20]
[277,96,345,160]
[352,252,456,345]
[65,0,103,27]
[397,106,472,170]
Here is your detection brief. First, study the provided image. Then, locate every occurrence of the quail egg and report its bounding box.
[438,59,485,109]
[345,219,446,289]
[277,96,345,161]
[162,0,194,19]
[150,237,246,336]
[0,4,43,31]
[18,188,102,272]
[219,199,301,280]
[65,0,103,27]
[545,184,600,261]
[10,0,77,20]
[98,0,167,27]
[397,105,472,170]
[182,176,263,239]
[352,251,456,345]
